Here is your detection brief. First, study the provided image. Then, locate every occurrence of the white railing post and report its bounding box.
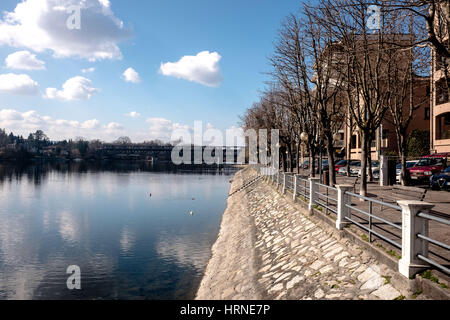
[335,185,353,230]
[277,171,280,185]
[308,177,320,213]
[282,173,286,194]
[293,175,298,202]
[397,200,435,279]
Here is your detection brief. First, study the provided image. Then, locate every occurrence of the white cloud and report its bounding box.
[160,51,222,87]
[126,111,141,118]
[0,108,126,142]
[45,76,99,101]
[81,67,96,73]
[0,0,132,61]
[146,117,191,141]
[81,119,100,129]
[105,122,123,131]
[0,108,243,146]
[5,50,45,70]
[122,67,141,83]
[0,73,39,95]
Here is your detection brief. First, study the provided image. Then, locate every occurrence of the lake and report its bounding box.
[0,162,236,300]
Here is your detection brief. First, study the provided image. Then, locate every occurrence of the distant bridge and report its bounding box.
[97,145,245,164]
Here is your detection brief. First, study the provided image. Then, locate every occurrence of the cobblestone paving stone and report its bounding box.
[250,179,404,300]
[197,167,407,300]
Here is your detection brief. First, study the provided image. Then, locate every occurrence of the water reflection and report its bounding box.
[0,162,236,300]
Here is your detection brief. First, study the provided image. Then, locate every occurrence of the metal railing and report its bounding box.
[315,183,338,216]
[260,167,449,277]
[285,174,294,190]
[345,192,402,250]
[416,212,450,275]
[296,177,310,200]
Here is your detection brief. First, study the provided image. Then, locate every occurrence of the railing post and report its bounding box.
[336,185,353,230]
[282,173,286,195]
[293,175,298,202]
[308,178,320,213]
[397,200,435,279]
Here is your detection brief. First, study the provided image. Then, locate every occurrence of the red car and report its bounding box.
[408,154,449,183]
[334,160,349,172]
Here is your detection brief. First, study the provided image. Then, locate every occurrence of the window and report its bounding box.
[436,80,449,105]
[436,112,450,140]
[425,107,430,120]
[351,135,357,149]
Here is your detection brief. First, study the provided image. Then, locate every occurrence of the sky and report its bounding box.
[0,0,302,144]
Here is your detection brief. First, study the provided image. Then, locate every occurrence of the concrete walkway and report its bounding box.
[197,167,415,300]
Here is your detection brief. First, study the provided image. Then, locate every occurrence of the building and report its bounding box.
[345,76,430,161]
[326,35,431,161]
[430,3,450,153]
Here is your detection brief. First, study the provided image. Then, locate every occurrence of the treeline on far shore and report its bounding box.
[0,128,173,162]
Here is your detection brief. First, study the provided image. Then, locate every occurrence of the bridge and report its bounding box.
[97,145,245,164]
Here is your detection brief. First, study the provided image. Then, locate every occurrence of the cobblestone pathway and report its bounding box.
[249,180,404,300]
[197,168,410,300]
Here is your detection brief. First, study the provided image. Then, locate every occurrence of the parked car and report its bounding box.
[302,160,311,169]
[338,161,361,176]
[319,160,329,172]
[357,161,380,180]
[408,156,447,183]
[396,160,419,183]
[430,166,450,191]
[302,160,329,172]
[334,160,348,172]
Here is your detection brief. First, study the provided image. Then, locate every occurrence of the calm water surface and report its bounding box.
[0,163,236,300]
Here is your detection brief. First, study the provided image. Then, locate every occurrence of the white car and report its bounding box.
[339,161,361,176]
[357,161,380,179]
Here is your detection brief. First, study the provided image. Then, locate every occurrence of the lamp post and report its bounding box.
[300,132,308,175]
[286,149,290,172]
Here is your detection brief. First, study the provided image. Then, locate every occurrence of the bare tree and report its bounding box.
[315,0,396,196]
[269,14,320,177]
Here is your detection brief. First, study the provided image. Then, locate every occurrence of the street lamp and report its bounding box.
[300,132,308,143]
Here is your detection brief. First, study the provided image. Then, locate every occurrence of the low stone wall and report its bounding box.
[196,167,436,300]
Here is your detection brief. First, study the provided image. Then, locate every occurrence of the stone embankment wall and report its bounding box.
[196,167,427,300]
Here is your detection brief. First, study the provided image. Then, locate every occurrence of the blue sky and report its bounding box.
[0,0,302,142]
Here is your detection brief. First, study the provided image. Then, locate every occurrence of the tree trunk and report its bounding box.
[280,149,287,172]
[326,132,337,186]
[287,145,292,173]
[360,132,369,197]
[309,146,316,178]
[367,140,374,182]
[399,135,408,186]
